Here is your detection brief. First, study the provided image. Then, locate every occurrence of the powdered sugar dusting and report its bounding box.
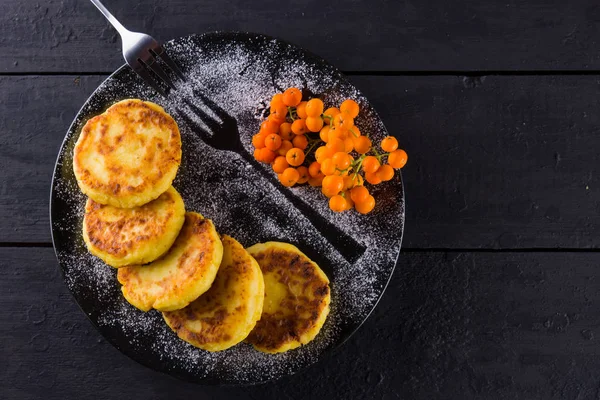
[50,32,404,384]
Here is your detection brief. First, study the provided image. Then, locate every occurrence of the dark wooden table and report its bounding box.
[3,1,600,399]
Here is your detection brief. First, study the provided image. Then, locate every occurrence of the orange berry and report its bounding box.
[328,127,346,141]
[344,137,354,152]
[306,116,324,132]
[329,195,347,212]
[277,140,293,156]
[306,98,324,117]
[292,134,308,150]
[343,175,356,190]
[315,146,334,163]
[270,93,284,109]
[332,152,352,170]
[296,166,309,184]
[381,136,399,152]
[353,135,372,154]
[321,158,336,175]
[322,175,344,197]
[362,156,381,173]
[376,164,394,181]
[355,195,375,214]
[340,99,360,119]
[264,133,282,151]
[296,101,308,119]
[351,185,370,203]
[387,149,408,169]
[261,148,277,163]
[343,193,354,210]
[332,115,354,132]
[365,171,382,185]
[270,105,288,122]
[291,119,308,135]
[266,116,281,132]
[279,122,294,140]
[320,125,331,143]
[253,148,262,161]
[272,156,289,173]
[283,88,302,107]
[323,107,340,125]
[252,132,267,149]
[280,167,300,187]
[348,126,361,138]
[308,161,322,178]
[286,148,305,166]
[326,138,345,153]
[308,175,324,187]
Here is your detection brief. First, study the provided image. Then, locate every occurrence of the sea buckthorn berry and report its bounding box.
[252,133,267,149]
[365,171,382,185]
[332,113,354,131]
[283,88,302,107]
[286,148,305,166]
[355,195,375,214]
[376,164,394,181]
[279,122,294,140]
[296,166,310,184]
[270,93,284,109]
[348,126,361,138]
[387,149,408,169]
[326,138,345,153]
[322,175,344,197]
[306,98,324,117]
[253,148,262,161]
[353,135,372,154]
[343,137,354,152]
[381,136,399,152]
[306,116,324,132]
[308,175,324,187]
[340,99,360,119]
[292,134,308,150]
[266,116,281,132]
[323,107,340,125]
[259,148,276,163]
[270,105,288,122]
[329,195,347,212]
[296,101,308,119]
[350,185,370,204]
[315,146,333,163]
[332,152,352,170]
[308,161,322,178]
[264,133,282,151]
[320,125,331,143]
[272,156,289,173]
[362,156,381,173]
[280,167,300,187]
[320,158,336,175]
[291,119,308,135]
[277,140,293,156]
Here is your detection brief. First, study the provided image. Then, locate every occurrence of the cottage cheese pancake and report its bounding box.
[246,242,330,354]
[117,212,223,312]
[163,235,264,352]
[73,99,182,208]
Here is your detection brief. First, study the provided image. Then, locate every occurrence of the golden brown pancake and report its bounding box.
[73,99,181,208]
[246,242,330,353]
[163,235,265,352]
[83,186,185,268]
[117,212,223,312]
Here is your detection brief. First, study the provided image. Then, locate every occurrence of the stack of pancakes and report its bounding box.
[73,99,330,353]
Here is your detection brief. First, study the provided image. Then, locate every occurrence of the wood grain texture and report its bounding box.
[2,75,600,248]
[3,0,600,73]
[2,248,600,399]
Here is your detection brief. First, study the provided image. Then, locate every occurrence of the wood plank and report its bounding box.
[4,0,600,73]
[2,248,600,399]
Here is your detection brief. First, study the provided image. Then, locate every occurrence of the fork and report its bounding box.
[178,90,366,264]
[89,0,185,96]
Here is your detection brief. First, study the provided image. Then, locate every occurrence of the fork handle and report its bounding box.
[89,0,129,36]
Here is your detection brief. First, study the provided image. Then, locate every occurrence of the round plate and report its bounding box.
[50,32,404,385]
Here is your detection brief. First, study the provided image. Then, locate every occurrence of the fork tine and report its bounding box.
[141,53,176,90]
[152,44,186,81]
[183,99,222,133]
[131,62,166,97]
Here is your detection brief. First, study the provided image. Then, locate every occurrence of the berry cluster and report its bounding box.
[252,87,407,214]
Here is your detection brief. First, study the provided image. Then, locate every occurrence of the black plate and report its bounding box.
[50,32,405,385]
